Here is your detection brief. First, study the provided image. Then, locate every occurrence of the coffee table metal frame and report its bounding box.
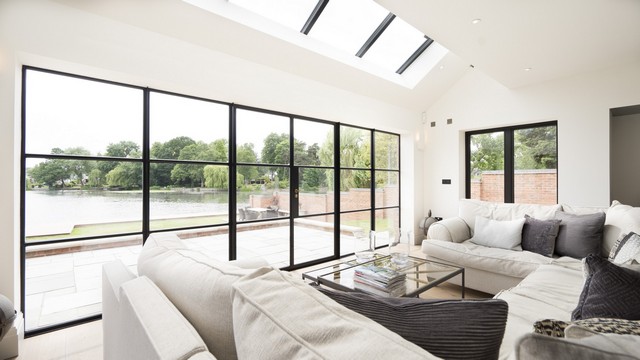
[302,253,465,298]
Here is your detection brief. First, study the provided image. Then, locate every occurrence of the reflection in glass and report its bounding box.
[25,69,142,157]
[375,132,399,170]
[236,109,289,165]
[514,126,557,204]
[340,212,371,256]
[25,158,142,242]
[469,132,505,203]
[294,215,334,265]
[150,92,229,161]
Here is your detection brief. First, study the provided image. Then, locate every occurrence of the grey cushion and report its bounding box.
[521,215,561,257]
[316,287,508,360]
[516,332,640,360]
[572,255,640,320]
[0,294,16,341]
[554,211,605,258]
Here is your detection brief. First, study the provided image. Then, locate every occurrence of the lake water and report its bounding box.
[25,189,250,236]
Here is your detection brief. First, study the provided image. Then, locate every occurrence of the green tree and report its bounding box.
[261,133,289,164]
[203,165,228,189]
[88,168,103,188]
[469,133,504,177]
[150,136,196,187]
[98,140,141,175]
[105,153,142,189]
[64,147,94,186]
[515,126,557,170]
[28,159,69,188]
[319,128,371,191]
[236,143,258,184]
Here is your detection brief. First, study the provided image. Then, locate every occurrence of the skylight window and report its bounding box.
[306,0,389,55]
[184,0,448,87]
[230,0,317,31]
[363,16,430,73]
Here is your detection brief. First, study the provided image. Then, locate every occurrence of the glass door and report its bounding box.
[291,119,336,266]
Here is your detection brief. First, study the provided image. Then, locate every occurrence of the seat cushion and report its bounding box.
[137,233,263,360]
[423,239,555,279]
[231,267,439,360]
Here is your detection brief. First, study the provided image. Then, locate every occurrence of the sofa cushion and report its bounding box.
[522,215,561,257]
[315,287,508,360]
[423,239,555,279]
[471,216,526,250]
[231,267,439,360]
[494,264,584,359]
[515,332,640,360]
[554,211,605,258]
[459,199,561,235]
[604,200,640,257]
[137,233,262,360]
[609,232,640,265]
[572,255,640,321]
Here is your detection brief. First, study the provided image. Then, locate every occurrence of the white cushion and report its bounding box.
[231,267,440,360]
[604,200,640,257]
[423,239,556,278]
[137,234,260,360]
[495,264,584,360]
[459,199,561,235]
[471,216,526,250]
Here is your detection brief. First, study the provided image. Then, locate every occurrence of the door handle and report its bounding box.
[294,188,299,199]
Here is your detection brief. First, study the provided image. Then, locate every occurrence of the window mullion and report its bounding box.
[504,130,515,203]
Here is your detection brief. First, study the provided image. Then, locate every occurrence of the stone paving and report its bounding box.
[24,225,356,331]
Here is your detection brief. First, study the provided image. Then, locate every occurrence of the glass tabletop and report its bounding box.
[302,254,464,297]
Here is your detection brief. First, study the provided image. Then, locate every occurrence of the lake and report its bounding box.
[25,189,250,236]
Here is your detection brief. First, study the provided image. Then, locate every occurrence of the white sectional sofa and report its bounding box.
[423,199,640,359]
[103,233,443,360]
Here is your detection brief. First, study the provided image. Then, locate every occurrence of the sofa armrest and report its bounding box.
[426,217,471,243]
[116,276,210,360]
[231,257,269,269]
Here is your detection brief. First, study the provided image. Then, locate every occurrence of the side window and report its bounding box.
[466,122,557,204]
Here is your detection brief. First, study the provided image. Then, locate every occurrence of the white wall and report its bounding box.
[424,62,640,218]
[611,113,640,206]
[0,0,421,303]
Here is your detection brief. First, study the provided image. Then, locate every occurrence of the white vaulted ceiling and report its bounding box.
[53,0,640,112]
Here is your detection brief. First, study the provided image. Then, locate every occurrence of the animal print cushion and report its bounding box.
[534,318,640,337]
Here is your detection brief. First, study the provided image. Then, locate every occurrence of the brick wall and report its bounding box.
[471,169,557,204]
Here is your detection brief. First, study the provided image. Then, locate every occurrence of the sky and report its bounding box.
[25,69,331,160]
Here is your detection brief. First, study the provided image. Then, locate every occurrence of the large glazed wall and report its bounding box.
[0,0,422,302]
[424,62,640,218]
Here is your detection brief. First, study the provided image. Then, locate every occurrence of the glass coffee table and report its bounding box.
[302,253,465,298]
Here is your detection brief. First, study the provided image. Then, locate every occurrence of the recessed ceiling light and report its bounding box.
[524,67,532,72]
[471,18,482,24]
[439,65,445,70]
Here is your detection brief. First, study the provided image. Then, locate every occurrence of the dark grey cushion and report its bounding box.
[522,215,561,257]
[316,287,508,360]
[516,333,639,360]
[554,211,605,258]
[572,255,640,321]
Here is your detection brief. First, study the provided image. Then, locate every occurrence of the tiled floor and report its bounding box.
[24,225,353,331]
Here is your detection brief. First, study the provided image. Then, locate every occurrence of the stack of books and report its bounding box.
[353,265,406,297]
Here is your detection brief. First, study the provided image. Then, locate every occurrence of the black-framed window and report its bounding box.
[465,121,557,204]
[20,66,401,335]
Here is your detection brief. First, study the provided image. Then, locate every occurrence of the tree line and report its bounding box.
[28,129,399,192]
